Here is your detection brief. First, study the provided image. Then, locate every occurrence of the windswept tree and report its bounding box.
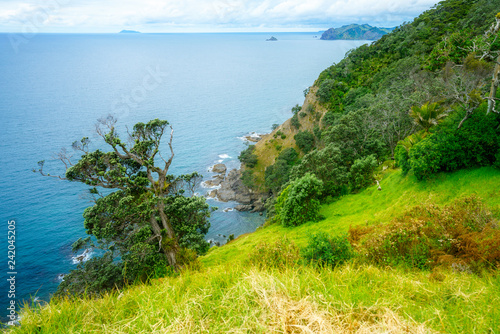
[35,116,211,295]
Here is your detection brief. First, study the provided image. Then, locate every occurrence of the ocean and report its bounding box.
[0,32,366,318]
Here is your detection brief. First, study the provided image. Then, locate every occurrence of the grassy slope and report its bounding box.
[8,167,500,333]
[204,166,500,265]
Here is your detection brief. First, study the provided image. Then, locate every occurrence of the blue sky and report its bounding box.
[0,0,440,33]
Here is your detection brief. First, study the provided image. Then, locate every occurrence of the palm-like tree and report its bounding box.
[409,102,447,132]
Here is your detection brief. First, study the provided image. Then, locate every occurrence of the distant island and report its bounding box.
[266,36,278,41]
[119,30,141,34]
[320,24,393,40]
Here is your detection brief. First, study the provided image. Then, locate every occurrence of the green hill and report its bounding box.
[8,167,500,333]
[320,24,393,40]
[5,0,500,332]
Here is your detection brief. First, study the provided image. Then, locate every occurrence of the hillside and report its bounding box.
[320,24,393,40]
[8,167,500,333]
[5,0,500,332]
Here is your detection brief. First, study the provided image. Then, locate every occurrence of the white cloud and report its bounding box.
[0,0,440,32]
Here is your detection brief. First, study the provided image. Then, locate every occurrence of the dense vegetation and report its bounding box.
[256,0,500,227]
[9,1,500,332]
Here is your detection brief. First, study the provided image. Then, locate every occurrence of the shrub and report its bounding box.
[274,173,323,227]
[241,169,255,188]
[294,131,315,153]
[301,233,353,267]
[291,104,302,115]
[290,144,349,197]
[349,196,500,272]
[247,237,301,270]
[316,79,336,104]
[291,113,300,129]
[265,148,299,194]
[299,112,307,118]
[394,144,411,175]
[238,145,258,168]
[348,155,377,191]
[408,108,500,180]
[272,123,279,130]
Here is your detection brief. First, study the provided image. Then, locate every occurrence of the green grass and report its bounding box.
[203,166,500,266]
[5,166,500,333]
[7,264,500,333]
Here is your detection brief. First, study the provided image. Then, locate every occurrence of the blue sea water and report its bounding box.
[0,32,366,318]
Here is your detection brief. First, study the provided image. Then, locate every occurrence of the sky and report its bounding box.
[0,0,441,33]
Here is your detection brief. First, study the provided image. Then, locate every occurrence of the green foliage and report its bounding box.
[56,253,124,297]
[291,144,349,197]
[408,107,500,180]
[301,233,353,267]
[241,169,256,188]
[290,113,300,129]
[265,148,299,194]
[313,125,322,140]
[427,31,473,71]
[322,110,387,164]
[321,111,339,128]
[409,102,447,132]
[291,104,302,115]
[274,173,323,227]
[271,124,279,130]
[394,145,411,174]
[238,145,258,168]
[348,155,377,191]
[247,237,301,270]
[37,118,212,297]
[299,112,307,118]
[316,79,338,104]
[293,131,315,153]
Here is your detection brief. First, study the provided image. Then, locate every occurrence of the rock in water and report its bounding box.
[212,163,227,174]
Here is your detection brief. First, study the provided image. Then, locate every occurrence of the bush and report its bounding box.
[247,237,301,270]
[291,104,302,115]
[301,233,353,267]
[294,131,315,153]
[241,169,255,188]
[274,173,323,227]
[349,196,500,272]
[238,145,258,168]
[56,253,124,297]
[408,108,500,180]
[348,155,377,191]
[291,144,349,197]
[291,113,300,129]
[316,79,336,104]
[394,144,411,174]
[265,148,299,194]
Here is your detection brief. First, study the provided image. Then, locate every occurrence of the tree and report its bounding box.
[409,102,447,132]
[238,145,258,168]
[294,131,315,153]
[35,117,211,293]
[274,173,323,227]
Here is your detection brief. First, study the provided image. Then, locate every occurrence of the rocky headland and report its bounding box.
[204,164,266,213]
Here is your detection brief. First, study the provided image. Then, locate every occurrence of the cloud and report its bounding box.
[0,0,439,32]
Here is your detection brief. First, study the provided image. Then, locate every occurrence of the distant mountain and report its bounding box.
[320,24,393,40]
[119,30,140,34]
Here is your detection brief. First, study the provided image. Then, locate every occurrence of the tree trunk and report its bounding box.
[157,200,179,269]
[487,54,500,114]
[149,207,178,270]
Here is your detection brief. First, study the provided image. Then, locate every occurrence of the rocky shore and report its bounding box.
[204,163,266,213]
